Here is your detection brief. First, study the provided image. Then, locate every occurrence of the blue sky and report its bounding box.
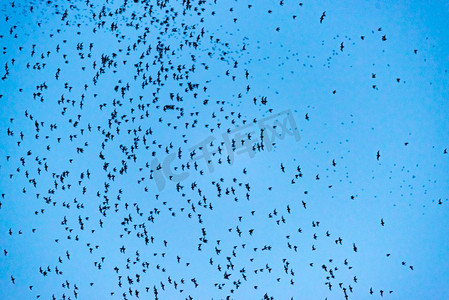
[0,0,448,299]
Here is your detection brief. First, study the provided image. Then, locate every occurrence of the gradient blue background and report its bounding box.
[0,0,448,299]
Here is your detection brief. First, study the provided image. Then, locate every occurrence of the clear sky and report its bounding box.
[0,0,448,299]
